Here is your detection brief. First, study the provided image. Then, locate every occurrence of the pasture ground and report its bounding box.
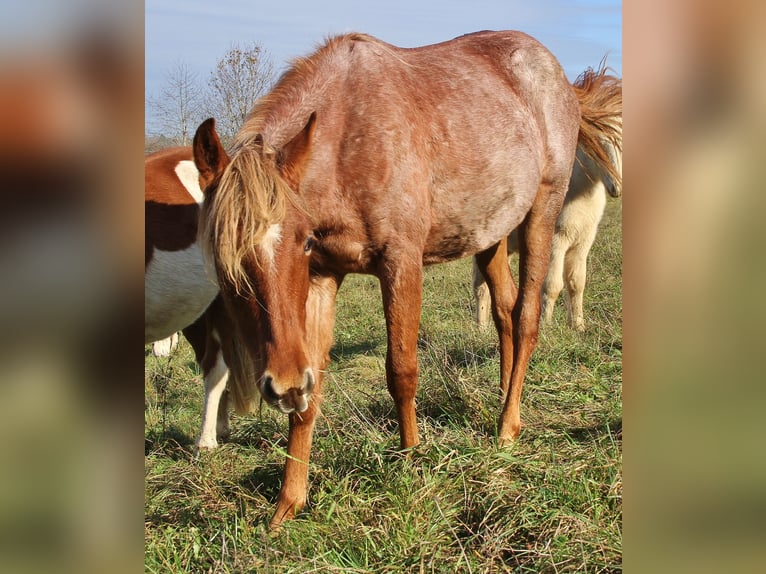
[145,200,622,573]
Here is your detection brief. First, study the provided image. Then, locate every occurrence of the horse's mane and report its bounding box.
[237,33,376,145]
[572,59,623,188]
[202,35,376,294]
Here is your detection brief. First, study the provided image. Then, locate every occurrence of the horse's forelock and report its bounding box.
[201,145,292,295]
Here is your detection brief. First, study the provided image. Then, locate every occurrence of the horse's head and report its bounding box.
[193,115,318,414]
[604,134,622,198]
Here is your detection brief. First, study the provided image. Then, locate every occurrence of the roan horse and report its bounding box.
[145,148,251,450]
[193,31,619,529]
[474,66,622,331]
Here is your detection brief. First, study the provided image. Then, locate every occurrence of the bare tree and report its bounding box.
[205,42,276,142]
[148,59,205,146]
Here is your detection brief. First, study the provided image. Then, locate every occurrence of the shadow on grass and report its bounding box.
[228,416,288,449]
[560,418,622,443]
[145,424,195,457]
[329,337,383,363]
[238,465,284,502]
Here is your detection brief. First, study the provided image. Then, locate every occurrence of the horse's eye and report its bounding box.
[304,236,315,254]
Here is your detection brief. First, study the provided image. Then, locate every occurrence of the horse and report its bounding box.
[193,31,619,529]
[473,66,622,331]
[145,147,251,450]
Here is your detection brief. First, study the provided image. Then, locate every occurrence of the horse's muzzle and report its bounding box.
[607,181,622,198]
[258,368,315,414]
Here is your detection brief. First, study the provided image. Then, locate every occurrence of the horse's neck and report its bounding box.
[243,49,347,149]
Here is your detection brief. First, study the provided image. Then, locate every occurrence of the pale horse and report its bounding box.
[473,131,622,331]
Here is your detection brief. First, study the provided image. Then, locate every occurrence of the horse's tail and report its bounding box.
[572,60,622,189]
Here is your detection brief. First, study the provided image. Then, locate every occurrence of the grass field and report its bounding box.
[145,200,622,573]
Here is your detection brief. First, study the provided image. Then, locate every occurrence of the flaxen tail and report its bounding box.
[572,60,623,188]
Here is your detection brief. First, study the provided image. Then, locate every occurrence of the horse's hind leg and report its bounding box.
[379,254,423,449]
[475,238,517,397]
[498,184,564,445]
[271,273,341,530]
[564,225,598,331]
[196,334,229,451]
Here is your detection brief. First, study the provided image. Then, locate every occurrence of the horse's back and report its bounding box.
[343,31,579,260]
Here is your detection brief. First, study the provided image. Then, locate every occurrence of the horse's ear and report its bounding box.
[193,118,230,190]
[279,112,316,184]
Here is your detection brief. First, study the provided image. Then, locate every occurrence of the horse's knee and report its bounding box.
[386,363,418,403]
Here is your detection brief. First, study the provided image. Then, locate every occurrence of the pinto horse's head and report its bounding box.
[193,115,317,414]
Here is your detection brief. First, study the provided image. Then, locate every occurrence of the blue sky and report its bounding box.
[145,0,621,132]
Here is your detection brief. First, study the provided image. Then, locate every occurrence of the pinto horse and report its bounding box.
[193,31,616,528]
[474,66,622,331]
[145,148,254,450]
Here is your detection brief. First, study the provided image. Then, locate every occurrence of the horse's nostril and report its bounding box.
[260,374,281,403]
[303,369,315,394]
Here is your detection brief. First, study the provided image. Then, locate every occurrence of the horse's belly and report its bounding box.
[145,244,218,343]
[424,187,537,263]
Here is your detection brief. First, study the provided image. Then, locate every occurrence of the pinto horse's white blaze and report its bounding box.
[174,160,205,204]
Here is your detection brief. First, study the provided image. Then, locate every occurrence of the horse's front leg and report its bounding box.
[270,274,341,530]
[379,257,422,449]
[270,402,319,530]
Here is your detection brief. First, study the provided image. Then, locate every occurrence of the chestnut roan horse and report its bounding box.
[194,31,615,529]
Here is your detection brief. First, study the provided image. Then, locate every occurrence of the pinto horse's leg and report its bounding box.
[475,238,517,397]
[183,311,230,452]
[270,273,342,530]
[379,256,423,449]
[196,333,229,450]
[498,185,564,445]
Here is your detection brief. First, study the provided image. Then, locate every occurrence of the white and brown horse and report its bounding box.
[193,31,620,528]
[474,67,622,331]
[146,147,246,450]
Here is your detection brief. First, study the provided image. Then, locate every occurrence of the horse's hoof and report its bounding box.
[193,441,218,456]
[268,509,292,534]
[498,435,515,448]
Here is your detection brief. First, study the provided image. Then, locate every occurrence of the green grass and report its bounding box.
[145,201,622,573]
